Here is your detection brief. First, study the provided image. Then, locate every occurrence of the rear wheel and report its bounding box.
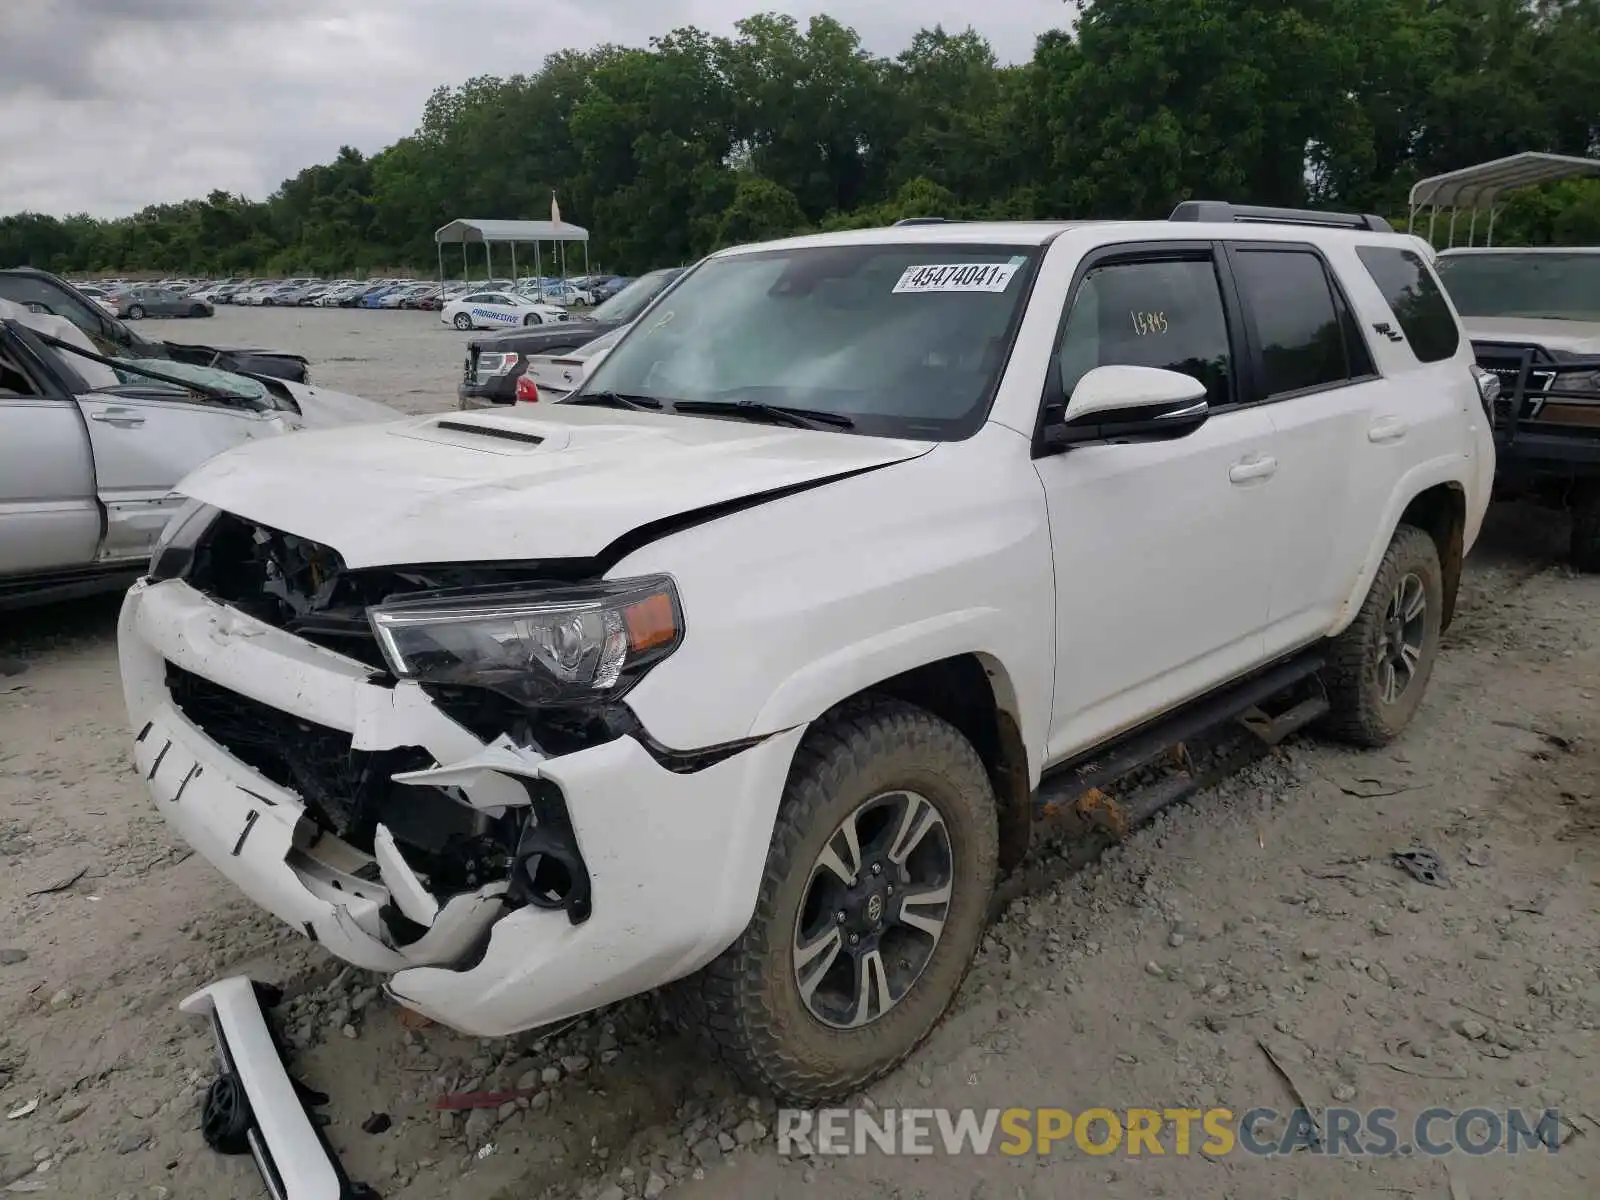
[189,305,207,318]
[127,305,146,320]
[1319,524,1443,747]
[453,313,473,331]
[675,697,998,1103]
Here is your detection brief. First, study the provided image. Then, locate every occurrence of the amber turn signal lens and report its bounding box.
[623,592,677,652]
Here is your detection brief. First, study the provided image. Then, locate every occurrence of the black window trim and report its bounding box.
[1032,239,1253,459]
[1222,239,1383,406]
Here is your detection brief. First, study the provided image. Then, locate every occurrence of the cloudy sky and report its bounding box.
[0,0,1066,219]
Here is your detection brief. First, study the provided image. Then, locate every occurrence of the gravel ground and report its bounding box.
[1,311,1597,1199]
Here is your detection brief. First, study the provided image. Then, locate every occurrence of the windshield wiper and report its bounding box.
[671,399,855,431]
[565,390,663,411]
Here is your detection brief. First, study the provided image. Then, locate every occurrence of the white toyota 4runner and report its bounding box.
[120,202,1495,1105]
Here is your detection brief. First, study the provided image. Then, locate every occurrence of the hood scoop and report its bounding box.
[386,413,571,455]
[434,419,544,446]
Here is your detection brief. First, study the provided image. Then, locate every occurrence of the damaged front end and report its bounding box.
[124,507,804,1036]
[135,511,652,970]
[158,655,594,973]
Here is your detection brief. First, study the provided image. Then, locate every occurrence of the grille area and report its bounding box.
[1472,342,1556,425]
[165,661,431,848]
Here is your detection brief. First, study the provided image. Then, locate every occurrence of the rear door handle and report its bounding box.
[1228,454,1278,484]
[1368,416,1408,444]
[90,407,145,428]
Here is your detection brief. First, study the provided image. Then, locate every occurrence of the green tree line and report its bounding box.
[3,0,1598,277]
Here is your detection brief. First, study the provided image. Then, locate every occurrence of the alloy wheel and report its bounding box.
[1373,571,1426,705]
[792,790,953,1030]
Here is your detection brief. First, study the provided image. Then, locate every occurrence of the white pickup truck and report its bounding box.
[120,204,1495,1177]
[0,299,396,609]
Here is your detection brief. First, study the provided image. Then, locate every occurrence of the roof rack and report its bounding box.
[1169,201,1393,233]
[893,217,959,226]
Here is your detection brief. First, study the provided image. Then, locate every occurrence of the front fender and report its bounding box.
[611,424,1056,781]
[749,608,1024,735]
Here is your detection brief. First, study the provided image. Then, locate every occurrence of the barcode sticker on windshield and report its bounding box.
[893,262,1020,294]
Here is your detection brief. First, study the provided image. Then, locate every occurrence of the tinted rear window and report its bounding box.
[1231,249,1350,396]
[1356,247,1461,364]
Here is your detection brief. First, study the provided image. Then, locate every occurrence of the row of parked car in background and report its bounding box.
[67,274,639,317]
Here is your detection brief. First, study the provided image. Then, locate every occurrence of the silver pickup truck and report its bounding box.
[0,298,398,610]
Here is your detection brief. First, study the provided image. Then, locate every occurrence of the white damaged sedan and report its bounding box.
[441,290,569,332]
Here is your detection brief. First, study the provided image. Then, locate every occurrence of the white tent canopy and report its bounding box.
[433,217,591,285]
[1408,152,1600,247]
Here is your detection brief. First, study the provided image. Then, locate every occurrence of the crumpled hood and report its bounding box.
[275,379,401,428]
[1464,317,1600,356]
[175,404,931,567]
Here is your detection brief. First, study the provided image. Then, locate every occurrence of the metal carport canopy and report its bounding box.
[433,218,591,285]
[434,218,590,244]
[1409,152,1600,211]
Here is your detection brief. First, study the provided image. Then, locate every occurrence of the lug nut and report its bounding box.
[871,863,882,875]
[849,933,860,945]
[836,910,847,924]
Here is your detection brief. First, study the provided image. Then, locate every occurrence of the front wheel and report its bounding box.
[1319,524,1443,747]
[127,305,146,320]
[522,313,543,326]
[676,697,998,1103]
[453,313,473,330]
[189,305,207,318]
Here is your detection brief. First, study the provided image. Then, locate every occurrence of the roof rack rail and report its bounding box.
[1169,200,1393,233]
[893,217,959,226]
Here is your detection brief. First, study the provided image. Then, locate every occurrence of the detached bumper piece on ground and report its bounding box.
[182,976,379,1200]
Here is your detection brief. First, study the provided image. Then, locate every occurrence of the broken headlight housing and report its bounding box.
[367,576,683,705]
[148,498,219,581]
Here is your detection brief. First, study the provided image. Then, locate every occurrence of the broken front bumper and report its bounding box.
[120,578,803,1036]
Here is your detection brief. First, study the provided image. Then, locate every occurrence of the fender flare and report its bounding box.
[1333,455,1471,632]
[747,606,1040,780]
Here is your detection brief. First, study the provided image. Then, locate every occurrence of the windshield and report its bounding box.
[1435,253,1600,321]
[579,243,1038,438]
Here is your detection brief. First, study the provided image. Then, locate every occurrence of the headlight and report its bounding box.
[149,498,218,581]
[367,576,683,704]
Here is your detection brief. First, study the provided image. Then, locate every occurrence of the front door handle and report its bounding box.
[1368,416,1409,444]
[1229,454,1278,484]
[90,407,145,428]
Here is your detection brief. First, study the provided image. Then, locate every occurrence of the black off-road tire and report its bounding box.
[1570,488,1600,574]
[1319,524,1443,748]
[673,697,998,1103]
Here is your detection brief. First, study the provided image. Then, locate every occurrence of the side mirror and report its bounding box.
[1043,365,1210,451]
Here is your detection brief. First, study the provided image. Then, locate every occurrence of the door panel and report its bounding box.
[0,396,101,573]
[1036,406,1279,760]
[1223,242,1424,652]
[1034,249,1278,764]
[72,391,293,562]
[1262,378,1396,649]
